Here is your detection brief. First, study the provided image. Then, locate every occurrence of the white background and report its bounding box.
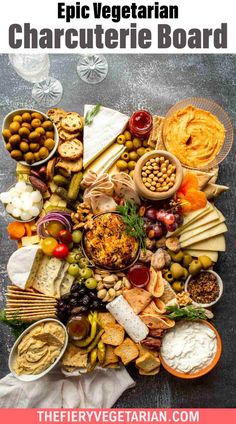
[0,0,235,53]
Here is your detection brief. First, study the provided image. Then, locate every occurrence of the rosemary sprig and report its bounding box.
[116,201,146,251]
[0,310,31,339]
[165,305,208,321]
[85,104,101,126]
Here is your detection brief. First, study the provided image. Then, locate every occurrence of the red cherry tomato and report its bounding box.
[53,243,69,260]
[58,229,72,244]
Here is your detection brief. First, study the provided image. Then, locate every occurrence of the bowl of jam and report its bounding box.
[129,110,153,138]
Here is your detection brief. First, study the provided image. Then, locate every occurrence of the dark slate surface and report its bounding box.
[0,54,235,407]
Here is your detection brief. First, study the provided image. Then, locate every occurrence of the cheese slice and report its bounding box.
[21,235,40,247]
[54,263,69,299]
[168,203,213,237]
[83,105,129,168]
[180,207,220,235]
[84,143,125,176]
[180,209,225,242]
[183,249,219,262]
[33,257,64,297]
[185,234,226,252]
[181,223,227,248]
[7,246,43,290]
[60,273,75,296]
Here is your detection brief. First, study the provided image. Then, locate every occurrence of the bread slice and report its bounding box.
[114,338,139,365]
[59,128,81,141]
[61,112,83,133]
[47,108,66,124]
[58,139,83,160]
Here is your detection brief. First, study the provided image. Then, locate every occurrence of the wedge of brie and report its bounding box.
[7,245,43,289]
[83,105,129,168]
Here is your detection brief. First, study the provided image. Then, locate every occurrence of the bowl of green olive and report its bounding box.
[2,109,59,167]
[133,150,183,200]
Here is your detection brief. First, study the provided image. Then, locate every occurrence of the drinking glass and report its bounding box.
[9,54,63,107]
[77,55,108,84]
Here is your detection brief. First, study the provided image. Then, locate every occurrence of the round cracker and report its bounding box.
[58,139,83,161]
[61,112,83,133]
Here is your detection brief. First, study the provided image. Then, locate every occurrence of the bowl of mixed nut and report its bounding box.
[133,150,183,200]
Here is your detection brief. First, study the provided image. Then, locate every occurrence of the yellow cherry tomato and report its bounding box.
[41,237,58,256]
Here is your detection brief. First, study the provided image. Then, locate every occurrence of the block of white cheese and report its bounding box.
[83,105,129,168]
[84,143,125,177]
[33,256,64,297]
[7,245,43,289]
[106,295,149,343]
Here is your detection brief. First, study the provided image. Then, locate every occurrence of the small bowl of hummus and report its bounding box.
[9,318,68,381]
[162,98,233,170]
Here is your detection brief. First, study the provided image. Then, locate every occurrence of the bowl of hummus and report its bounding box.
[9,318,68,381]
[160,320,222,379]
[162,98,233,170]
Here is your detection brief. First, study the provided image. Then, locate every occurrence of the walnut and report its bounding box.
[145,238,156,251]
[165,237,181,253]
[156,237,167,248]
[176,291,192,307]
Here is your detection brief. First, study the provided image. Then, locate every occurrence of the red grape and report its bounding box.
[156,209,167,222]
[175,214,184,226]
[152,222,164,238]
[166,222,178,232]
[163,213,175,226]
[145,208,158,221]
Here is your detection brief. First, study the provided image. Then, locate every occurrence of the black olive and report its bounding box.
[80,305,89,313]
[61,293,71,302]
[82,295,91,306]
[69,298,78,307]
[71,284,80,294]
[91,300,100,309]
[88,291,97,299]
[72,292,81,299]
[78,286,87,295]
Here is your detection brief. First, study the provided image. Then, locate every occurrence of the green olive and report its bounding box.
[125,140,134,151]
[20,142,29,153]
[13,115,23,124]
[116,160,128,171]
[2,129,12,140]
[31,118,42,129]
[189,260,202,276]
[42,120,53,131]
[133,138,142,149]
[142,139,149,147]
[183,254,193,267]
[31,112,44,121]
[137,147,146,157]
[9,121,21,134]
[129,151,139,161]
[80,267,93,279]
[29,131,40,141]
[198,255,213,269]
[172,281,184,293]
[22,112,32,122]
[44,138,55,151]
[19,127,30,138]
[124,130,132,141]
[117,134,126,144]
[164,271,174,283]
[39,146,49,159]
[11,150,23,161]
[169,251,184,262]
[85,278,97,290]
[129,170,135,178]
[145,147,152,153]
[30,143,40,152]
[9,134,21,147]
[127,160,136,171]
[24,152,35,164]
[120,152,129,161]
[182,268,189,280]
[170,263,184,279]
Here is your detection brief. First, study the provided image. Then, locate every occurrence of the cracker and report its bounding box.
[59,128,81,141]
[61,112,83,133]
[58,139,83,161]
[47,108,66,124]
[136,353,161,372]
[98,312,116,328]
[101,323,125,346]
[56,158,83,173]
[61,343,88,367]
[114,338,139,365]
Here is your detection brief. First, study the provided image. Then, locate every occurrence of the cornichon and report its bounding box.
[68,172,83,201]
[53,175,70,187]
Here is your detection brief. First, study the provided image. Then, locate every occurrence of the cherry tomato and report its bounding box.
[41,237,58,256]
[47,221,64,238]
[53,243,69,260]
[58,229,73,244]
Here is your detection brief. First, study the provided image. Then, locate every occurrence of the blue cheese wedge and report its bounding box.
[83,105,129,168]
[54,263,69,299]
[60,273,75,296]
[106,295,149,343]
[7,246,43,290]
[33,257,64,297]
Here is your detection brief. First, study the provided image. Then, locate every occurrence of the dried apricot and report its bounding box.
[178,173,199,196]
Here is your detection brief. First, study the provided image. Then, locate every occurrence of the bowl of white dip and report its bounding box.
[160,320,222,379]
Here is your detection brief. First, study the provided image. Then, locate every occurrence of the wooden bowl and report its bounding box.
[133,150,183,200]
[160,321,222,379]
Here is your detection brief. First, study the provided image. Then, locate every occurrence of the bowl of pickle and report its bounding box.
[2,109,59,167]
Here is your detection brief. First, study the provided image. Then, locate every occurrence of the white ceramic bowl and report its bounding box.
[9,318,68,381]
[1,182,43,223]
[185,270,223,308]
[2,108,59,167]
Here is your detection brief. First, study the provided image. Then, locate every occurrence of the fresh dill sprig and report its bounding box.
[0,310,31,339]
[116,201,146,251]
[85,104,101,126]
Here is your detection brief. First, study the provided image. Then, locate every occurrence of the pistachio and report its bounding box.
[94,274,103,281]
[103,275,118,283]
[97,282,104,291]
[97,289,107,299]
[123,277,131,289]
[114,281,122,291]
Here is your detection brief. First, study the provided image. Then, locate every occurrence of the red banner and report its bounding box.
[0,408,235,424]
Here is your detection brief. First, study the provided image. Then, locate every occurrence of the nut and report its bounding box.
[103,275,118,283]
[165,237,181,253]
[97,289,107,299]
[29,175,48,193]
[114,281,122,291]
[97,282,104,291]
[123,277,131,289]
[94,274,102,281]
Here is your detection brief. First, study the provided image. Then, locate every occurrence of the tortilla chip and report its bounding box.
[136,352,161,372]
[146,268,164,298]
[137,343,159,358]
[148,116,164,148]
[101,323,125,346]
[140,314,175,330]
[123,288,152,314]
[98,312,116,328]
[103,345,119,367]
[114,338,139,365]
[138,366,160,376]
[204,183,229,199]
[61,343,88,368]
[183,168,214,190]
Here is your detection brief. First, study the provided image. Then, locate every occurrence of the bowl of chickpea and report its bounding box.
[133,150,183,200]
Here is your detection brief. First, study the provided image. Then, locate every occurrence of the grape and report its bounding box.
[175,214,184,226]
[156,209,167,222]
[166,222,178,232]
[152,222,164,239]
[145,208,157,221]
[163,213,175,226]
